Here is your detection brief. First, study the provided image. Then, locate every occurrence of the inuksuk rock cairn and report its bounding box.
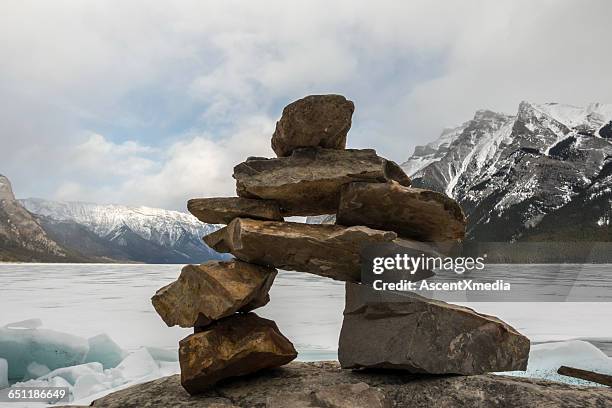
[152,94,530,395]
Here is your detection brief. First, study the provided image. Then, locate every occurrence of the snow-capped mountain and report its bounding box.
[20,198,225,263]
[21,199,218,248]
[402,102,612,241]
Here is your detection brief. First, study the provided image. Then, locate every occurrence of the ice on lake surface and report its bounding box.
[505,340,612,386]
[0,263,611,405]
[5,345,179,407]
[83,334,126,369]
[0,325,89,380]
[0,358,8,389]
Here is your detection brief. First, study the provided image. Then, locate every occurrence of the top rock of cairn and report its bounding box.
[271,94,355,157]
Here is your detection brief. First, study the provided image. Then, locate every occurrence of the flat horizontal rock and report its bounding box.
[187,197,283,224]
[271,94,355,157]
[74,361,612,408]
[339,283,530,374]
[179,313,297,395]
[233,148,411,216]
[204,218,433,282]
[337,181,466,241]
[151,261,276,328]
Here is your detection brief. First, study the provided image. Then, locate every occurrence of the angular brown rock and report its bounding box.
[151,261,276,328]
[187,197,282,225]
[204,218,435,282]
[271,94,355,157]
[338,283,530,374]
[179,313,297,394]
[233,148,411,216]
[337,181,466,241]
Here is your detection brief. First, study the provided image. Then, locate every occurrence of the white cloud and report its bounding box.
[125,117,274,209]
[1,0,610,207]
[52,116,275,209]
[119,115,275,210]
[70,133,158,177]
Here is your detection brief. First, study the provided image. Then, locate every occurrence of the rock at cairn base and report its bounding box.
[338,283,530,374]
[151,261,276,328]
[233,148,410,216]
[271,94,355,157]
[187,197,282,224]
[76,361,612,408]
[204,218,433,282]
[337,181,466,241]
[179,313,297,394]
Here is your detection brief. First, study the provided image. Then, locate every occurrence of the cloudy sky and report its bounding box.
[1,0,610,210]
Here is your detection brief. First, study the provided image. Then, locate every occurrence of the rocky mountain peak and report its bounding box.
[0,174,71,261]
[404,101,612,241]
[516,100,538,115]
[473,109,511,123]
[0,174,14,201]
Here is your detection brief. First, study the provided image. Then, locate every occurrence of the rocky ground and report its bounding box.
[60,361,612,408]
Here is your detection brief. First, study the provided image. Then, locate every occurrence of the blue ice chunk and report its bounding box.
[0,327,89,380]
[4,319,43,329]
[24,361,50,380]
[0,358,8,389]
[84,334,126,369]
[39,362,103,385]
[145,346,178,362]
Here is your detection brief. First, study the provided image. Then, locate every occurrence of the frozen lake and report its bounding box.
[1,263,612,406]
[1,263,611,357]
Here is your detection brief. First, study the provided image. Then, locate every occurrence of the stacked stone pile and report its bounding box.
[152,94,530,395]
[151,261,297,394]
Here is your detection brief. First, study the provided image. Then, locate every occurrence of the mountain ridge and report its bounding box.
[402,101,612,242]
[20,198,225,264]
[0,174,225,263]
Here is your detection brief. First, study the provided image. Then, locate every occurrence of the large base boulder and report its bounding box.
[204,218,434,282]
[338,283,530,374]
[271,94,355,157]
[152,261,276,328]
[179,313,297,395]
[337,181,466,241]
[187,197,282,224]
[233,148,410,216]
[73,361,612,408]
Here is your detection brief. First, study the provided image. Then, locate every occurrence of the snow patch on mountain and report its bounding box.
[20,199,218,248]
[401,123,468,177]
[536,102,612,130]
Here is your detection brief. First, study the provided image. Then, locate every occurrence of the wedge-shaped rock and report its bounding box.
[152,261,276,328]
[187,197,283,225]
[204,218,434,282]
[271,94,355,157]
[179,313,297,394]
[337,181,466,241]
[338,283,530,374]
[233,148,411,216]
